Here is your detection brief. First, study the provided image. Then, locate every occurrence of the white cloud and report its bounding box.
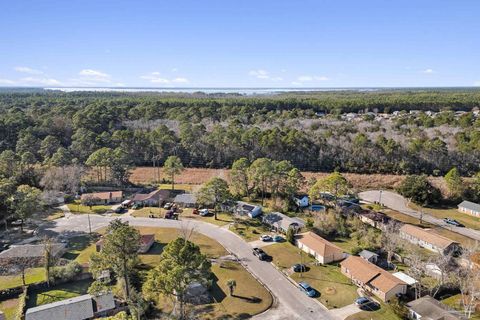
[248,69,283,81]
[473,81,480,86]
[14,66,43,75]
[140,72,189,84]
[20,77,62,86]
[422,68,434,74]
[0,78,16,85]
[78,69,111,83]
[291,81,303,86]
[297,75,329,82]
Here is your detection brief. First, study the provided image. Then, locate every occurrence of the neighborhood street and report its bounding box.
[359,190,480,242]
[38,214,356,320]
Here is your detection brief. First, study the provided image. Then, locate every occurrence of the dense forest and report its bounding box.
[1,88,480,177]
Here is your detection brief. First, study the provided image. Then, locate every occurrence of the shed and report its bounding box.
[358,249,379,264]
[392,272,417,286]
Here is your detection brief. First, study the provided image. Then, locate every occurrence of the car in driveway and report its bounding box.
[292,263,307,272]
[163,202,173,210]
[299,282,316,297]
[260,235,272,241]
[355,297,372,306]
[252,247,268,260]
[272,235,283,242]
[115,207,127,214]
[199,209,209,216]
[443,218,464,227]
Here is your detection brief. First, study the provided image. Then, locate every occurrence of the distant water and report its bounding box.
[45,87,379,95]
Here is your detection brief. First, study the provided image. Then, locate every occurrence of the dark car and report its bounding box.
[299,282,316,297]
[355,297,372,306]
[114,207,126,214]
[443,218,464,227]
[292,264,307,272]
[252,247,268,261]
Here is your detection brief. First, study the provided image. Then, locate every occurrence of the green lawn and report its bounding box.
[230,219,270,242]
[0,268,45,291]
[345,301,400,320]
[262,242,358,309]
[26,279,92,308]
[132,207,234,227]
[45,210,65,221]
[0,298,19,320]
[66,201,112,214]
[63,235,98,264]
[410,203,480,231]
[329,236,359,254]
[442,294,480,320]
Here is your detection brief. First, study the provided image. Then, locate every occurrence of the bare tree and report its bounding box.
[405,252,426,300]
[40,165,85,195]
[454,246,480,319]
[424,252,455,298]
[381,220,403,264]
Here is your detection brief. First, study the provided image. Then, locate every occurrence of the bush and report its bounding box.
[50,261,82,283]
[397,175,442,206]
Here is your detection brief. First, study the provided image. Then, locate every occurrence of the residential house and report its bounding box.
[359,249,379,264]
[399,224,460,255]
[25,293,115,320]
[458,200,480,217]
[406,295,465,320]
[340,256,407,302]
[295,232,346,264]
[96,234,155,254]
[0,243,66,267]
[81,191,123,205]
[262,212,305,233]
[357,210,391,229]
[293,195,309,208]
[235,201,262,218]
[132,189,170,207]
[174,193,197,208]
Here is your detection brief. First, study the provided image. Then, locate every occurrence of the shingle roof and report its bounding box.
[0,243,65,259]
[359,250,378,260]
[458,200,480,213]
[81,191,122,201]
[400,224,458,250]
[133,189,170,202]
[406,296,464,320]
[340,256,406,293]
[174,193,197,204]
[263,212,305,231]
[296,232,343,258]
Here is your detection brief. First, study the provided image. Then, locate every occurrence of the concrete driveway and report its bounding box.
[39,214,352,320]
[359,190,480,241]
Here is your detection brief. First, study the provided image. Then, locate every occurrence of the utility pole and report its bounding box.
[87,212,92,235]
[299,251,304,278]
[378,190,383,208]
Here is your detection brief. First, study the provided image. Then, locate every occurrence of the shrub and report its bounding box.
[50,261,82,283]
[15,287,27,320]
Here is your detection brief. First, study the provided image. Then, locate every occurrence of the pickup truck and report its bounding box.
[252,247,268,261]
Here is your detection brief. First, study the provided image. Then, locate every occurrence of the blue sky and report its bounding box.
[0,0,479,88]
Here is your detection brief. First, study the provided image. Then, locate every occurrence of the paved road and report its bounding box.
[39,214,356,320]
[359,190,480,242]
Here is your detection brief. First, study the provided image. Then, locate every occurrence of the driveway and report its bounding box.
[39,214,350,320]
[359,190,480,241]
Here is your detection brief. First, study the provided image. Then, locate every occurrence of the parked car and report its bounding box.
[164,202,173,210]
[443,218,464,227]
[260,235,272,242]
[355,297,372,307]
[114,207,126,214]
[132,204,141,210]
[192,208,199,215]
[272,235,283,242]
[252,247,268,261]
[299,282,316,297]
[199,209,209,216]
[292,264,307,272]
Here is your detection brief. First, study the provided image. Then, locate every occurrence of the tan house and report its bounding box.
[81,191,123,205]
[295,232,346,264]
[340,256,407,302]
[133,189,170,206]
[399,224,460,255]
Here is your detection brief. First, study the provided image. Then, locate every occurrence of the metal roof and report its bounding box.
[458,200,480,212]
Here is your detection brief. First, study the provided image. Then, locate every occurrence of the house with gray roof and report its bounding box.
[235,201,262,218]
[406,295,465,320]
[262,212,305,233]
[358,249,379,264]
[0,243,66,266]
[174,193,197,208]
[458,200,480,217]
[25,293,115,320]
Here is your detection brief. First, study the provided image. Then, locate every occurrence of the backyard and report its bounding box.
[442,294,480,320]
[26,279,93,308]
[0,298,19,320]
[66,200,112,214]
[230,218,270,242]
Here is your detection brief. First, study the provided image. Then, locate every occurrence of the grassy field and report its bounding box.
[262,242,358,309]
[381,209,478,247]
[67,201,112,214]
[131,207,234,226]
[0,298,19,320]
[230,218,270,242]
[442,294,480,320]
[410,203,480,230]
[329,236,360,254]
[345,301,400,320]
[26,279,92,308]
[0,268,45,291]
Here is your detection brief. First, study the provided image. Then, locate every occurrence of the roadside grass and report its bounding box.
[45,210,65,221]
[0,298,19,320]
[410,203,480,231]
[230,219,270,242]
[26,279,92,308]
[0,268,45,291]
[131,207,234,227]
[381,209,477,247]
[66,201,112,214]
[442,294,480,320]
[262,242,358,309]
[345,301,401,320]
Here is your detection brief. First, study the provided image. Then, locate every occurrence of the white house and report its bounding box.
[293,195,309,208]
[235,201,262,218]
[458,200,480,217]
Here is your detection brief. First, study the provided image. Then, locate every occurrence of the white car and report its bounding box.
[260,235,272,241]
[199,209,209,216]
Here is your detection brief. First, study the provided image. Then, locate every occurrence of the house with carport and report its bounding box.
[295,231,346,264]
[399,224,460,255]
[263,212,305,233]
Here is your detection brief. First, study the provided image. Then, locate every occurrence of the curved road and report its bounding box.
[39,214,344,320]
[359,190,480,241]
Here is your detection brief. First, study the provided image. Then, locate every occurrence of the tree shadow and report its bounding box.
[231,294,262,304]
[210,273,227,303]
